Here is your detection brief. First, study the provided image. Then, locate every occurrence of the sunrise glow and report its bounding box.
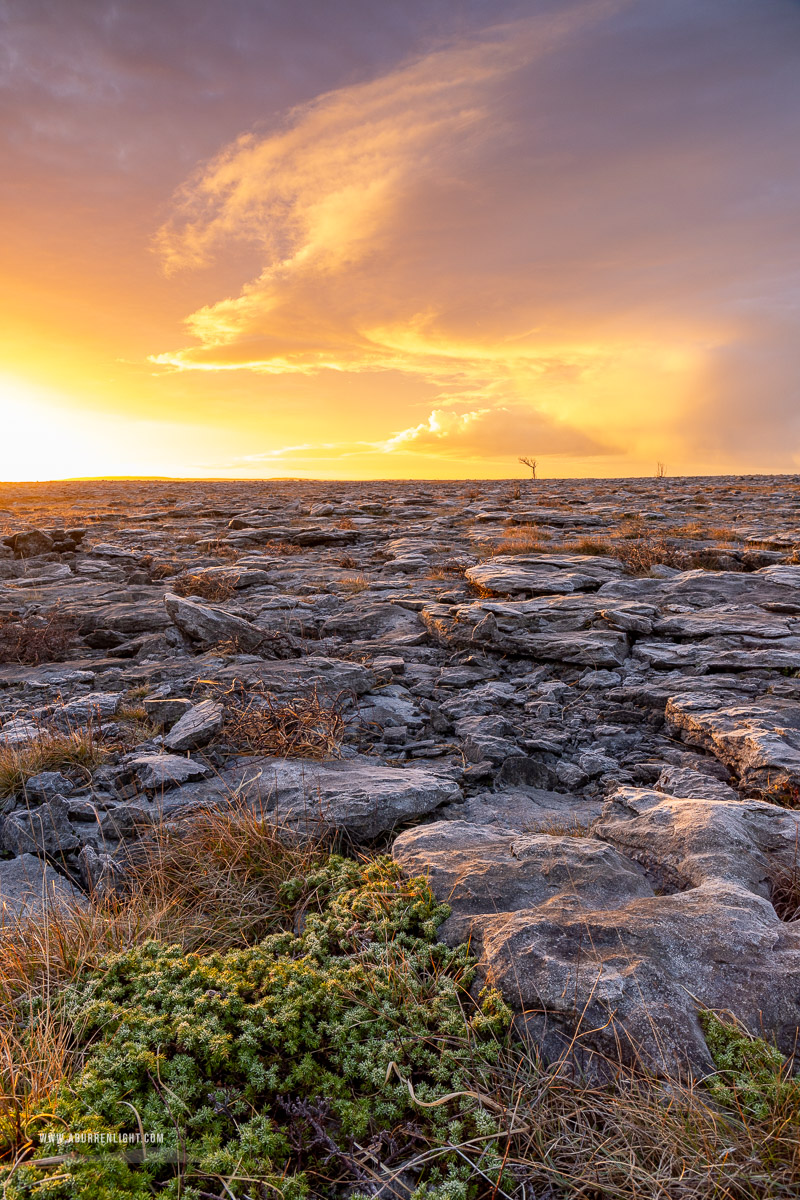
[3,0,800,480]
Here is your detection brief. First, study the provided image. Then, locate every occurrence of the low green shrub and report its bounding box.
[10,858,511,1199]
[700,1010,800,1121]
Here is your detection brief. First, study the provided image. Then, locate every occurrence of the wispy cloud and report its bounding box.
[151,0,800,468]
[232,402,614,465]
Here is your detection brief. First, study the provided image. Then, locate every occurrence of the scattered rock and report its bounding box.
[0,854,85,920]
[163,700,223,751]
[164,592,264,652]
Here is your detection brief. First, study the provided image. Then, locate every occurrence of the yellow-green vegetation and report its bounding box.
[4,859,510,1199]
[699,1010,800,1121]
[0,801,799,1199]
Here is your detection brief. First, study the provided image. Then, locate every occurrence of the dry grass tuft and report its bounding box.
[0,607,76,666]
[465,1035,800,1198]
[491,523,551,556]
[0,993,79,1160]
[172,571,238,601]
[144,557,181,579]
[338,573,371,594]
[664,522,740,541]
[203,537,238,559]
[126,799,331,950]
[771,833,800,921]
[0,724,110,798]
[336,553,361,569]
[612,534,683,575]
[222,689,345,759]
[427,557,473,581]
[571,536,612,556]
[262,539,305,556]
[532,818,594,837]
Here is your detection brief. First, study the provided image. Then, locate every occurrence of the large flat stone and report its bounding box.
[466,554,622,597]
[164,592,264,652]
[394,789,800,1075]
[666,693,800,793]
[145,755,460,841]
[0,854,86,922]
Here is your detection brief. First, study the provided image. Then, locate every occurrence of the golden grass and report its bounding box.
[490,523,552,556]
[145,558,181,579]
[771,830,800,922]
[660,522,740,541]
[336,553,361,569]
[221,689,345,759]
[125,799,331,951]
[172,571,238,601]
[427,557,473,581]
[261,539,305,556]
[552,534,685,574]
[203,537,238,559]
[465,1036,800,1198]
[0,726,110,798]
[338,573,371,594]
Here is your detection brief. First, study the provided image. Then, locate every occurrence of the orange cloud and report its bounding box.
[151,0,800,469]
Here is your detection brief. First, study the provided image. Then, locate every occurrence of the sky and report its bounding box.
[2,0,800,481]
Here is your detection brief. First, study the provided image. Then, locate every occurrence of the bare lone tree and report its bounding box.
[519,455,537,479]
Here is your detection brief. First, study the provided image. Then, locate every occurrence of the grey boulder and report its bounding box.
[123,753,212,792]
[164,592,264,652]
[152,756,460,841]
[2,796,80,856]
[666,693,800,795]
[163,700,224,752]
[0,854,85,921]
[393,790,800,1075]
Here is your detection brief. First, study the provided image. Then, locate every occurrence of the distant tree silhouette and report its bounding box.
[519,456,537,479]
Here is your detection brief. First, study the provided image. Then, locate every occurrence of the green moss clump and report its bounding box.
[699,1010,800,1121]
[12,856,512,1199]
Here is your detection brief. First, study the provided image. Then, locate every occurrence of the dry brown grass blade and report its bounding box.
[124,795,331,951]
[172,572,238,601]
[0,722,111,798]
[490,524,551,556]
[0,607,76,666]
[221,687,345,760]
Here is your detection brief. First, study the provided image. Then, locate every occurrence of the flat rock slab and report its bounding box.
[435,788,605,831]
[74,600,172,635]
[124,753,212,792]
[394,820,651,917]
[666,693,800,794]
[394,790,800,1075]
[208,656,376,697]
[164,592,264,652]
[163,700,223,752]
[466,555,622,597]
[422,602,630,666]
[144,755,461,841]
[0,854,86,922]
[655,765,739,803]
[321,601,424,640]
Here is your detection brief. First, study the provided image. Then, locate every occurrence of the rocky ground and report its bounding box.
[2,474,800,1078]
